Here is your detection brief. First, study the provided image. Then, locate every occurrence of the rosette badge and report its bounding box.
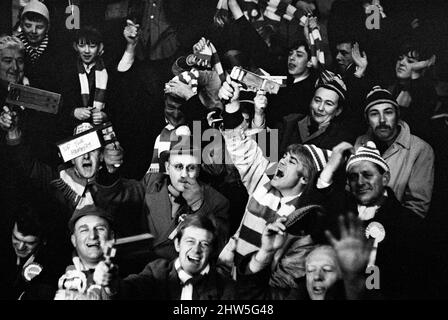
[365,221,386,267]
[23,263,43,281]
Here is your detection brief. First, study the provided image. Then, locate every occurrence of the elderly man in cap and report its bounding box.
[354,86,434,218]
[317,141,423,299]
[54,205,115,300]
[93,132,230,262]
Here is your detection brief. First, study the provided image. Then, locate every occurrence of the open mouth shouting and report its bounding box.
[312,285,326,296]
[274,167,285,179]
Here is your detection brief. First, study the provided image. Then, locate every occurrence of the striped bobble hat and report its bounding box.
[315,70,347,101]
[365,85,399,114]
[346,141,389,173]
[303,144,332,172]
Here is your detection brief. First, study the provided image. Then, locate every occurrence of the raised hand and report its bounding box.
[248,217,287,273]
[325,213,372,276]
[164,78,195,100]
[182,176,204,211]
[410,55,436,79]
[92,109,107,125]
[260,217,287,254]
[123,19,140,45]
[103,141,123,172]
[352,43,368,77]
[296,1,316,15]
[319,142,354,184]
[254,90,267,114]
[193,37,208,55]
[0,106,18,131]
[218,75,241,112]
[74,107,92,121]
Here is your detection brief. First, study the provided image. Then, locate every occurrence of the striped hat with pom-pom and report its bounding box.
[346,141,389,173]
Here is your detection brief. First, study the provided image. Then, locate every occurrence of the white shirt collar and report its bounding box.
[175,258,210,300]
[281,193,302,205]
[83,62,96,74]
[357,190,388,220]
[293,72,310,84]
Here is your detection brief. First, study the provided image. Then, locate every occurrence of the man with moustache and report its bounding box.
[355,86,434,218]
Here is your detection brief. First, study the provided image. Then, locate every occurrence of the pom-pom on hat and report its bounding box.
[364,85,399,114]
[315,70,347,101]
[303,144,332,172]
[346,141,389,173]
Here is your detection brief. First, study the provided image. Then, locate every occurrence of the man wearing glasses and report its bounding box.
[93,133,230,262]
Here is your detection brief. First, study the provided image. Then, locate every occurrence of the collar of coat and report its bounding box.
[363,120,412,151]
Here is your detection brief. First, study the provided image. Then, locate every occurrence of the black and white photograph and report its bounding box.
[0,0,447,307]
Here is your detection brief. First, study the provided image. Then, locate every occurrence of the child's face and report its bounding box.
[75,40,102,65]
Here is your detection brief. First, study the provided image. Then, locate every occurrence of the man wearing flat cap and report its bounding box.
[354,86,434,218]
[54,205,115,300]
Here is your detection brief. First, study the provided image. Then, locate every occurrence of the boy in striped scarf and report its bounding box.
[71,27,108,126]
[217,76,331,289]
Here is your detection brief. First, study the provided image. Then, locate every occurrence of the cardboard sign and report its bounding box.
[56,122,117,163]
[58,130,102,163]
[7,83,61,114]
[105,233,154,263]
[230,66,282,94]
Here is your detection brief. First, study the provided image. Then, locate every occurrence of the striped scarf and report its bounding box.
[18,32,49,64]
[49,167,94,210]
[147,123,175,174]
[215,0,325,66]
[234,180,305,263]
[193,41,226,84]
[168,68,200,95]
[77,58,108,111]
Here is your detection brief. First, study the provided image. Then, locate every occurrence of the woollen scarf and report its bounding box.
[18,32,48,64]
[77,58,108,111]
[234,180,302,263]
